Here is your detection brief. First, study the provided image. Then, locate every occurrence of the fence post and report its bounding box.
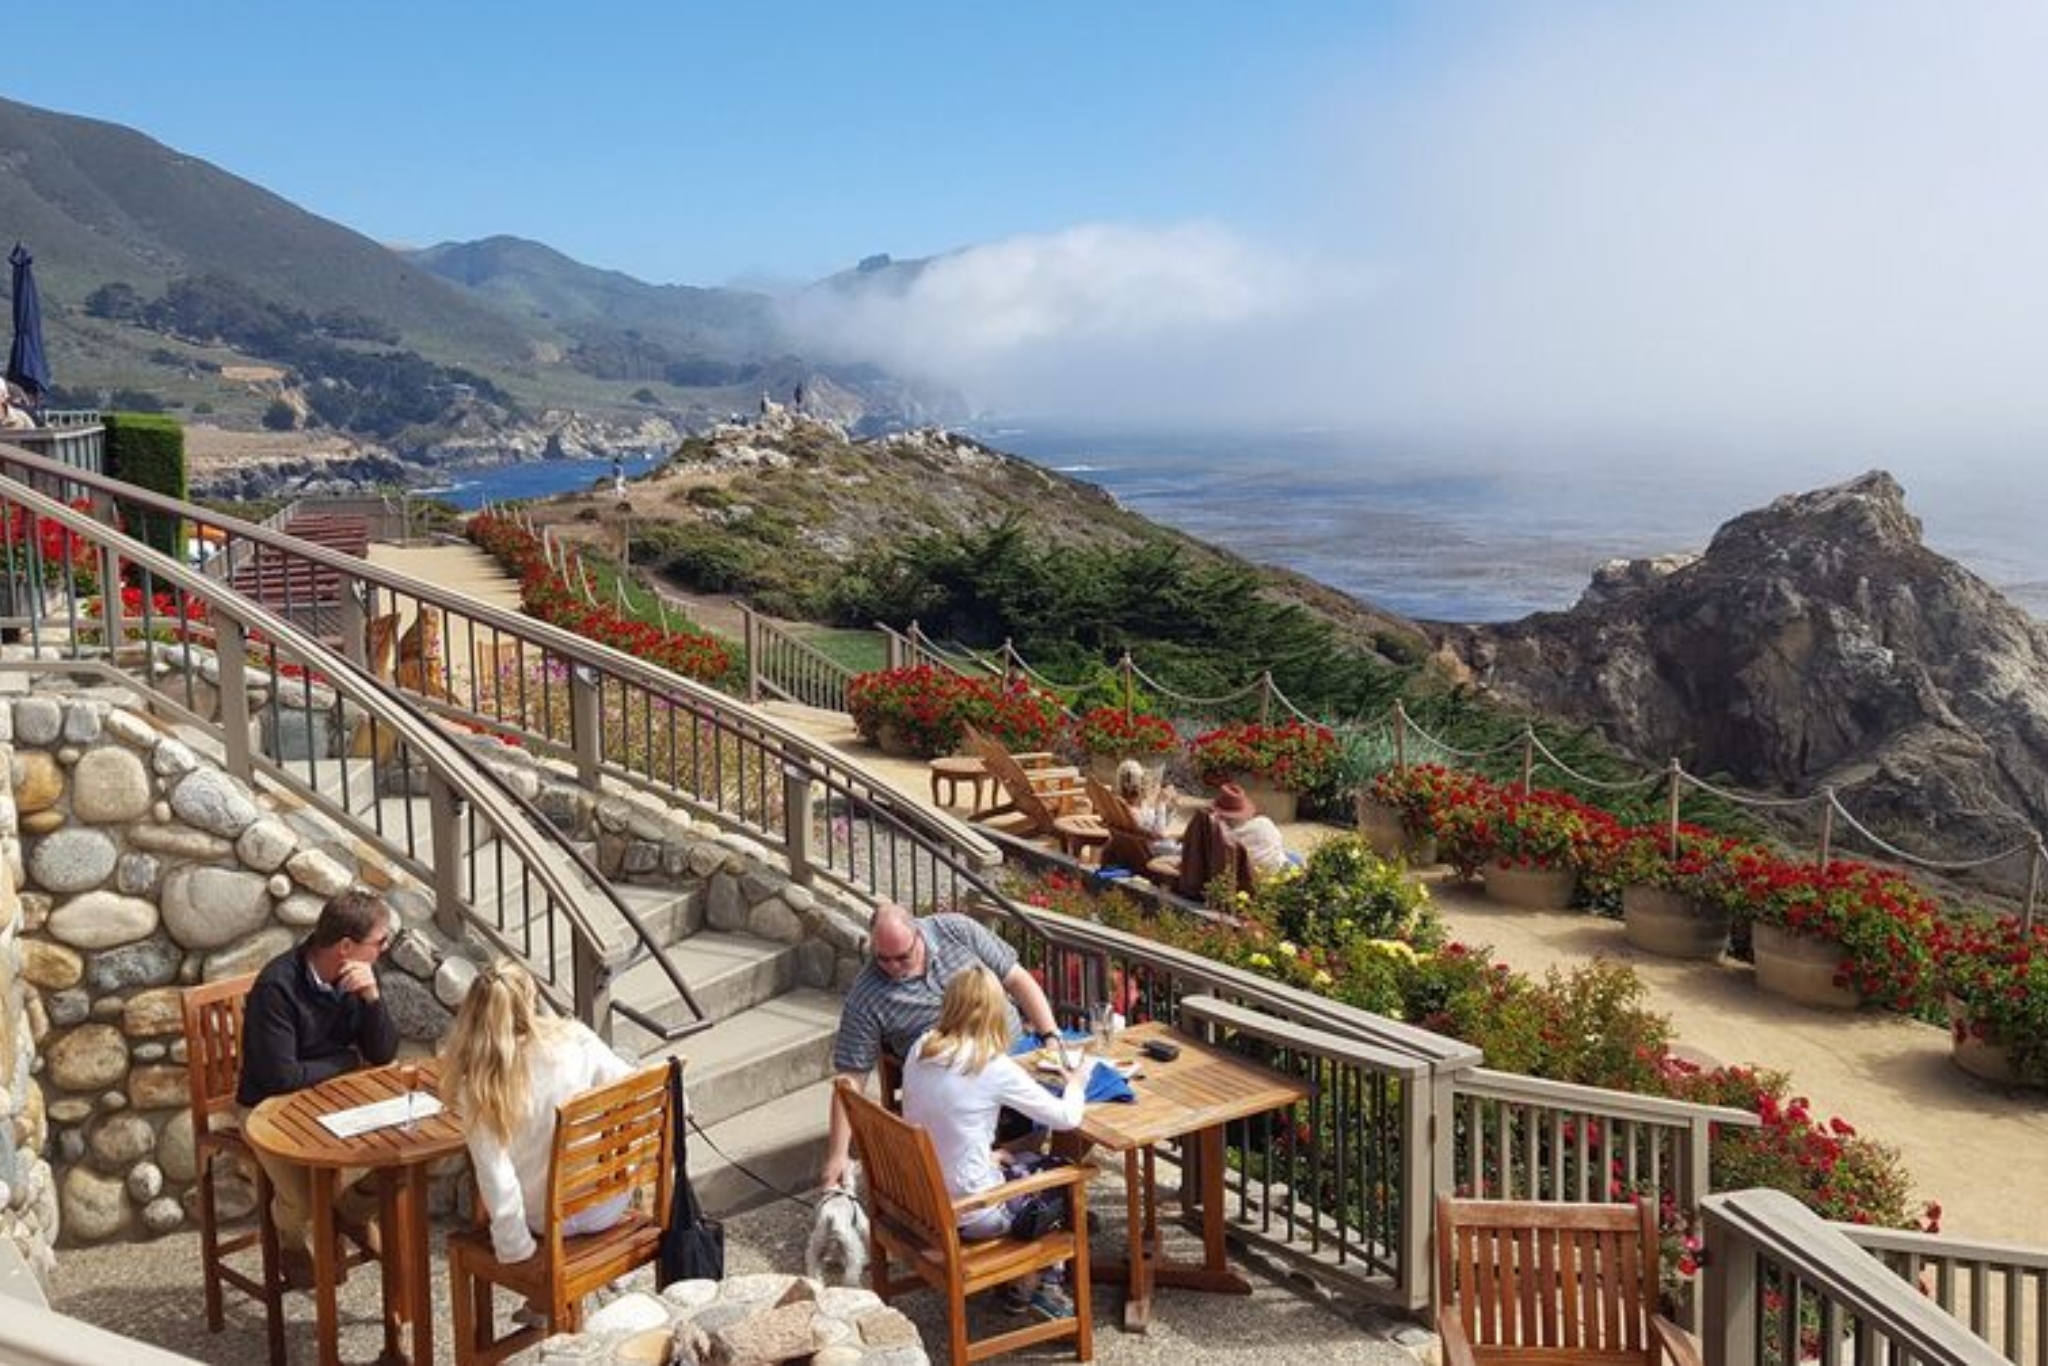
[90,491,124,653]
[1519,727,1536,793]
[1700,1205,1759,1366]
[1001,639,1017,687]
[741,604,761,703]
[1120,652,1135,718]
[337,580,368,671]
[1683,1115,1713,1333]
[569,664,603,790]
[1817,788,1836,871]
[572,934,614,1044]
[1393,699,1408,770]
[213,618,254,782]
[1258,671,1273,724]
[1666,759,1684,858]
[782,764,817,887]
[2026,839,2044,933]
[424,770,465,939]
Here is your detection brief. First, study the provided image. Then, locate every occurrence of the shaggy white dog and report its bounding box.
[805,1182,871,1287]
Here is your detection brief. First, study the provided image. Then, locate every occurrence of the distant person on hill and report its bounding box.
[1211,782,1298,876]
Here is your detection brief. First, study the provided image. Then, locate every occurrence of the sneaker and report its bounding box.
[1026,1283,1075,1321]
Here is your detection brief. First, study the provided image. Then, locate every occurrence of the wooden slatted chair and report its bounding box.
[1082,777,1160,873]
[961,724,1090,841]
[836,1079,1095,1365]
[447,1064,675,1366]
[1435,1196,1702,1366]
[180,974,284,1366]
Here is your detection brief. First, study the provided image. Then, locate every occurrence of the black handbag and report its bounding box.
[658,1058,725,1285]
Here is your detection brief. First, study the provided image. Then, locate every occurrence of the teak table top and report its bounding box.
[244,1059,465,1169]
[1071,1021,1310,1151]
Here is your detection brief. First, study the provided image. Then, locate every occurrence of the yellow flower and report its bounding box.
[1278,940,1299,957]
[1246,952,1274,970]
[1312,969,1334,989]
[1366,939,1419,962]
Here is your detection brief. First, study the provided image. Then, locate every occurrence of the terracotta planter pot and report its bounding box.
[1947,999,2026,1086]
[874,723,932,758]
[1752,923,1861,1010]
[1621,885,1731,961]
[1226,776,1298,825]
[1356,796,1438,866]
[1483,861,1577,910]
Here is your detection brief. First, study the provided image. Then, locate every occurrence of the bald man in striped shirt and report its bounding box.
[821,903,1059,1190]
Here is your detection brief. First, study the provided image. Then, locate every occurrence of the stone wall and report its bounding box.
[6,694,472,1246]
[1,730,58,1286]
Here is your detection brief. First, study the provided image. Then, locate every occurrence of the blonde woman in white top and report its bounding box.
[902,966,1088,1320]
[440,960,636,1263]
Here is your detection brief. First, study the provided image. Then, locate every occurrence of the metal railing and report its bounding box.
[7,413,103,479]
[1845,1224,2048,1365]
[0,443,1006,921]
[1703,1189,2010,1366]
[976,899,1754,1314]
[0,455,706,1042]
[741,603,856,713]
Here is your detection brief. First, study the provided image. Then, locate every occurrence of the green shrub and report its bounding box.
[261,399,296,431]
[104,412,187,560]
[1252,834,1440,953]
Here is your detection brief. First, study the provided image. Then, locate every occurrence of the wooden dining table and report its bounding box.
[1064,1021,1311,1331]
[244,1059,466,1366]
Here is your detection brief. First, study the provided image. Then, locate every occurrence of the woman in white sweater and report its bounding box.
[440,960,636,1263]
[902,966,1089,1319]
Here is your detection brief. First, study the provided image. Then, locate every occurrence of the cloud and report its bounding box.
[788,1,2048,471]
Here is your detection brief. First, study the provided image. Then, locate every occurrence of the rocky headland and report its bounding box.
[1435,471,2048,866]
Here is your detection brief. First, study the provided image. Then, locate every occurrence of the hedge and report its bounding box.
[104,412,187,560]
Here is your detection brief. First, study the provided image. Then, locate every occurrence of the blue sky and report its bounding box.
[6,2,1411,285]
[13,0,2048,472]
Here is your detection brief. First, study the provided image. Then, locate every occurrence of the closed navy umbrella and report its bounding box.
[7,243,52,405]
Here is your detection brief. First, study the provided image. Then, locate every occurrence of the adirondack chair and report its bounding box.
[961,725,1090,841]
[1435,1196,1702,1366]
[1082,777,1161,873]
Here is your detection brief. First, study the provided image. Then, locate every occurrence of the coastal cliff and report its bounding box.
[1436,472,2048,861]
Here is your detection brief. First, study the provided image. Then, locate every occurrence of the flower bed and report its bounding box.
[1018,862,1930,1236]
[468,513,731,684]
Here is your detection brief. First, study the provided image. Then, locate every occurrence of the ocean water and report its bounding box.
[975,426,2048,624]
[424,453,666,510]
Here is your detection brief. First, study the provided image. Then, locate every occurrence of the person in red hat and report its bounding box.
[1210,782,1294,876]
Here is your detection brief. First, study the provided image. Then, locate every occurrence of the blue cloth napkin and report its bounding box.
[1012,1034,1136,1104]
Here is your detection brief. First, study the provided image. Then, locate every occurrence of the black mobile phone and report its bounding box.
[1140,1039,1180,1063]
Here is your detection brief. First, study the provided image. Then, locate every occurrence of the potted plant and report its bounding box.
[1735,857,1938,1012]
[1612,825,1754,960]
[1072,706,1178,785]
[847,665,989,757]
[1480,787,1620,910]
[1359,764,1468,865]
[970,677,1069,755]
[1188,720,1338,824]
[1934,914,2048,1087]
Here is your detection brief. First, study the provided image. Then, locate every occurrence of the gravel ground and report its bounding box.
[48,1171,1424,1365]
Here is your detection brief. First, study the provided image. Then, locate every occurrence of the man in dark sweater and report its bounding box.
[238,890,400,1268]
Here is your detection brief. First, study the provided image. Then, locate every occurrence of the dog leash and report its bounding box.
[685,1110,824,1213]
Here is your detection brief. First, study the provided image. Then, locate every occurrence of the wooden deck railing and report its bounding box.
[1843,1223,2048,1365]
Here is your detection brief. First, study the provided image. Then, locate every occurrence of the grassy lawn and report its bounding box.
[797,627,887,674]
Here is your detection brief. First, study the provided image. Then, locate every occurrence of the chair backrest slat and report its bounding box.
[181,974,259,1130]
[834,1080,959,1257]
[1438,1196,1663,1364]
[544,1065,673,1249]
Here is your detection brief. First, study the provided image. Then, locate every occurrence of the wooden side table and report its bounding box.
[1053,812,1110,864]
[245,1061,466,1366]
[927,755,993,810]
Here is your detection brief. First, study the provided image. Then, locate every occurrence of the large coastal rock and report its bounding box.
[1437,472,2048,860]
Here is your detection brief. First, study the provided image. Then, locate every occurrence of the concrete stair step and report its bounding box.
[613,929,794,1030]
[622,989,842,1130]
[681,1076,837,1218]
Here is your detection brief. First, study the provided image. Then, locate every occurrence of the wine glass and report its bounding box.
[396,1062,422,1129]
[1089,1001,1115,1051]
[1055,1033,1090,1075]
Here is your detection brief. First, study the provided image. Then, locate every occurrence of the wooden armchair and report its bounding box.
[836,1079,1094,1364]
[448,1064,674,1366]
[1083,777,1163,873]
[180,974,284,1366]
[962,724,1090,841]
[1435,1196,1702,1366]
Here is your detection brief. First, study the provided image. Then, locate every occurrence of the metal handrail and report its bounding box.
[0,463,706,1040]
[0,445,1004,908]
